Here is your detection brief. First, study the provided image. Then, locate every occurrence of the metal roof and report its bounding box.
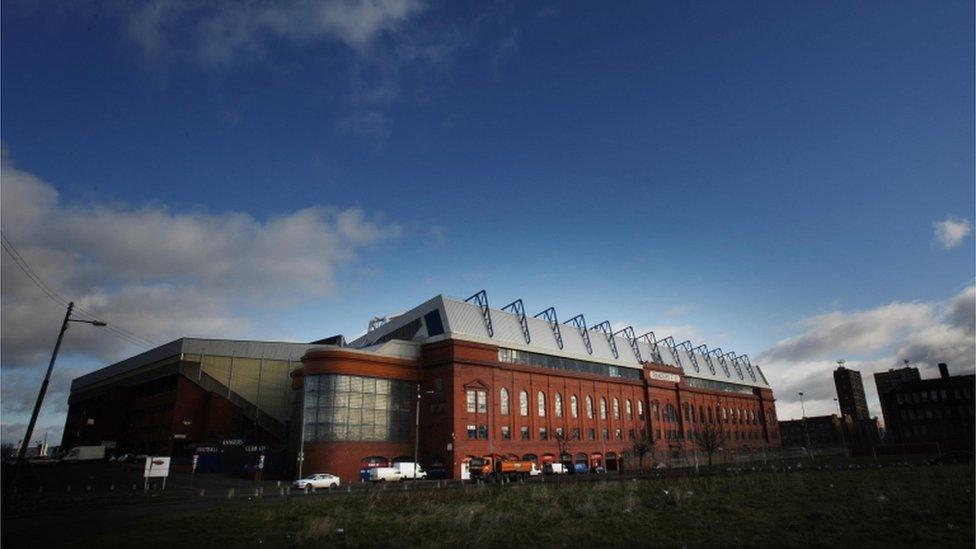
[349,292,771,389]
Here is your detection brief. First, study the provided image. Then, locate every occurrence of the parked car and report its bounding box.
[294,473,341,492]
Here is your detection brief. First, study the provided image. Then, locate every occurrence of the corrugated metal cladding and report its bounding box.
[354,294,770,389]
[72,338,321,392]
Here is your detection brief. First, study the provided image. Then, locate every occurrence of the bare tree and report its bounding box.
[554,430,576,461]
[693,421,727,470]
[631,430,653,473]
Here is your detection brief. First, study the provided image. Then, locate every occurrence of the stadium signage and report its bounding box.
[649,371,681,383]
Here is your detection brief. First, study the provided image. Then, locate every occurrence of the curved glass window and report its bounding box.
[586,396,594,419]
[613,398,620,420]
[500,388,510,415]
[519,390,529,416]
[303,374,412,442]
[554,392,563,418]
[537,391,547,417]
[637,400,644,419]
[626,399,632,419]
[571,395,579,418]
[600,398,608,420]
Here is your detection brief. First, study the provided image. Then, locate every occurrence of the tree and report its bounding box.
[631,430,653,473]
[693,421,728,470]
[554,430,576,463]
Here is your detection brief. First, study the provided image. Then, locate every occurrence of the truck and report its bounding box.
[392,461,427,480]
[368,466,403,483]
[468,456,540,483]
[61,445,106,462]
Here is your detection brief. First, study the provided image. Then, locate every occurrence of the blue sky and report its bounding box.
[1,1,973,443]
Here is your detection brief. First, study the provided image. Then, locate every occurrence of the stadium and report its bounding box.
[63,291,780,482]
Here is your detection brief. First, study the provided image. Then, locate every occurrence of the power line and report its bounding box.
[0,231,159,350]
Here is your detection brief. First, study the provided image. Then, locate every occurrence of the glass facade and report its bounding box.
[303,374,414,442]
[683,376,755,395]
[498,348,642,380]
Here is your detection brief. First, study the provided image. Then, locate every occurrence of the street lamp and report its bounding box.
[798,391,813,460]
[18,302,106,464]
[833,398,847,451]
[413,384,435,479]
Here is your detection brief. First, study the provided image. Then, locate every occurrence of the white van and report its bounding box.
[543,463,568,475]
[393,462,427,480]
[369,467,403,483]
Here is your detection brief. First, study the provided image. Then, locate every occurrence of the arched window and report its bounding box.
[612,398,620,419]
[571,395,579,418]
[519,390,528,416]
[652,401,660,420]
[500,388,510,415]
[663,404,678,423]
[554,393,563,418]
[626,399,633,419]
[600,398,608,420]
[586,396,594,419]
[537,391,547,417]
[637,400,644,419]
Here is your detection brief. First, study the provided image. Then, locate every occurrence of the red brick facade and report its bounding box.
[296,339,780,483]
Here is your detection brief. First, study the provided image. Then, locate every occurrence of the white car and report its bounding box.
[294,473,340,492]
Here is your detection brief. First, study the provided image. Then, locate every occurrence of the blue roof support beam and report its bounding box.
[501,299,531,344]
[755,364,769,386]
[736,354,757,382]
[533,307,563,350]
[708,347,731,377]
[614,326,642,363]
[694,344,717,375]
[659,336,683,369]
[677,340,701,372]
[591,321,619,359]
[465,290,494,338]
[638,331,664,364]
[563,314,593,355]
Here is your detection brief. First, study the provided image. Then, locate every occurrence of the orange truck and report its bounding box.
[468,456,541,483]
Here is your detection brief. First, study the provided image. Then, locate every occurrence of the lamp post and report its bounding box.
[413,384,434,479]
[798,392,813,460]
[833,398,848,453]
[18,302,105,464]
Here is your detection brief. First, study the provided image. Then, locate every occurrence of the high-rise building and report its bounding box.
[875,363,975,450]
[874,365,922,431]
[834,365,870,421]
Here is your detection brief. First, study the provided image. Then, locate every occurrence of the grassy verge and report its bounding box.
[81,465,974,548]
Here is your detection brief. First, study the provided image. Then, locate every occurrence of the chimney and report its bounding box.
[938,363,949,379]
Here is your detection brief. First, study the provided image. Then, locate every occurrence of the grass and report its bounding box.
[80,465,974,548]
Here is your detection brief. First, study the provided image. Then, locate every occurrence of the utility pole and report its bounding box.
[799,391,813,461]
[19,302,105,464]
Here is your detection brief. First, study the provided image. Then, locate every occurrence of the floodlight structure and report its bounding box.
[501,299,531,344]
[465,290,494,338]
[590,321,618,359]
[534,307,563,350]
[563,314,592,355]
[614,326,641,363]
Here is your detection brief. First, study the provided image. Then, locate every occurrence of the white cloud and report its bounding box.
[933,216,973,250]
[665,304,693,317]
[758,286,976,421]
[0,154,401,376]
[1,422,63,446]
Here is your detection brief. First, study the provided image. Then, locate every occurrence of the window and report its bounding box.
[539,427,549,440]
[519,390,529,416]
[602,428,609,440]
[467,425,477,439]
[554,393,563,418]
[615,429,622,440]
[538,391,547,417]
[571,395,579,418]
[572,427,580,440]
[613,398,620,420]
[500,388,510,415]
[600,398,608,420]
[663,404,678,423]
[626,399,633,419]
[521,426,530,440]
[586,396,594,419]
[466,390,476,413]
[303,374,413,443]
[477,390,487,413]
[478,425,488,439]
[501,426,511,439]
[637,400,644,419]
[555,427,564,437]
[588,428,595,440]
[628,429,636,440]
[652,401,660,420]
